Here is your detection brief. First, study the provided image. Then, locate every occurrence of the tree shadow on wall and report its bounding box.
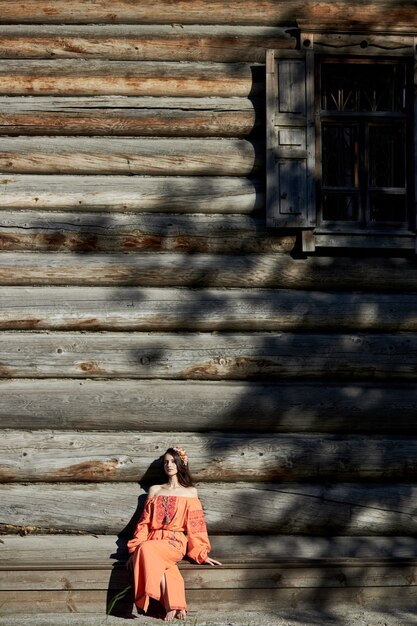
[4,4,417,621]
[48,184,417,623]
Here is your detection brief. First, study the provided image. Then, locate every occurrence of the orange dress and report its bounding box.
[127,495,211,613]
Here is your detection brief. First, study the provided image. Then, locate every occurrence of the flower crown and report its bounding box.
[173,446,188,466]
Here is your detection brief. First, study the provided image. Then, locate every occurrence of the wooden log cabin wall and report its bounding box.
[2,0,417,616]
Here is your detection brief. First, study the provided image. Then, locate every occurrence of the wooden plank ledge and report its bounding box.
[2,535,417,613]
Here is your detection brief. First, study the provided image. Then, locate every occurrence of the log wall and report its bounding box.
[2,0,417,615]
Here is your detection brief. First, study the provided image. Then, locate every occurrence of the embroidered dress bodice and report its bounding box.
[127,495,210,564]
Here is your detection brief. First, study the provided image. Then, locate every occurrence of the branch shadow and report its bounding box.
[2,6,417,624]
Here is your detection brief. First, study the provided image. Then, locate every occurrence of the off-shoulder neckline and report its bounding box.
[149,494,198,499]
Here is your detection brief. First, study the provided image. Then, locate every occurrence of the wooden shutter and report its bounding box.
[414,38,417,250]
[266,49,315,229]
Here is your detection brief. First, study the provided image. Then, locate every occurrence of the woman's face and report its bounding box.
[164,453,178,477]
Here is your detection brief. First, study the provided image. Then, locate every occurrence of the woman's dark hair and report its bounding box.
[164,447,194,487]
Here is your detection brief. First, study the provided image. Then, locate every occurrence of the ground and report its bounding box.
[1,609,417,626]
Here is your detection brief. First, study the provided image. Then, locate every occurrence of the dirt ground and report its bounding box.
[1,609,417,626]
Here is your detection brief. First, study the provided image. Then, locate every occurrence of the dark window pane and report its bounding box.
[369,125,405,188]
[321,63,406,112]
[322,193,359,221]
[370,193,407,223]
[318,59,409,229]
[322,125,357,187]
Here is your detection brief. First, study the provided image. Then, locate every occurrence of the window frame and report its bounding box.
[266,33,417,252]
[316,55,413,232]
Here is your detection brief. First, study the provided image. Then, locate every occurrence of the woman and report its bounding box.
[126,447,222,621]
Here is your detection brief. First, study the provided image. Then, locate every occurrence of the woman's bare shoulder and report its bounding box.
[147,484,198,498]
[148,484,164,497]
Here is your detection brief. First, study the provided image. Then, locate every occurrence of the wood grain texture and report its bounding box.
[0,379,416,433]
[0,95,259,137]
[2,286,417,332]
[0,137,262,175]
[0,60,263,97]
[0,212,293,253]
[2,586,417,614]
[0,95,257,110]
[3,431,417,483]
[4,562,417,592]
[306,32,415,55]
[5,533,417,565]
[1,331,417,380]
[3,585,417,614]
[0,25,295,62]
[2,253,417,289]
[0,176,262,212]
[3,482,417,535]
[0,1,415,28]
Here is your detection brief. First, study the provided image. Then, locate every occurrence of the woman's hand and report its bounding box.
[204,557,222,566]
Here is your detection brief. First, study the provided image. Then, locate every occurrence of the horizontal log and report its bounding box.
[1,331,417,380]
[0,1,415,28]
[0,212,293,253]
[0,137,262,175]
[0,176,262,212]
[3,287,417,332]
[2,586,417,614]
[0,96,260,137]
[3,431,417,483]
[3,482,417,535]
[4,563,417,594]
[0,95,257,111]
[0,25,295,62]
[2,253,417,289]
[0,60,263,97]
[1,379,417,433]
[5,534,417,565]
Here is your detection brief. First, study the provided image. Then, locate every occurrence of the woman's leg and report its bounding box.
[131,540,186,617]
[161,573,176,621]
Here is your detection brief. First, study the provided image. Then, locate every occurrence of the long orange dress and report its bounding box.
[127,495,211,614]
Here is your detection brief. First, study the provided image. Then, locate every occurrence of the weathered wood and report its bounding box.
[0,137,262,175]
[2,586,417,614]
[1,379,417,434]
[0,379,415,433]
[0,212,293,253]
[3,431,417,483]
[3,287,417,332]
[0,95,259,136]
[0,176,261,212]
[0,60,263,97]
[0,95,257,111]
[0,1,415,29]
[302,31,415,55]
[314,232,417,251]
[3,253,417,289]
[4,562,417,592]
[3,482,417,535]
[1,331,417,380]
[0,25,295,62]
[5,534,417,565]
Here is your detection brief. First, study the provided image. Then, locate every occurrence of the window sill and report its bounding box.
[302,229,416,252]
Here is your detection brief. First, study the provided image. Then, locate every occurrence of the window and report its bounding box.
[318,58,411,229]
[266,36,416,251]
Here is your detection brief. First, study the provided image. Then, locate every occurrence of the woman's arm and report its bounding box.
[126,488,157,558]
[186,496,221,566]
